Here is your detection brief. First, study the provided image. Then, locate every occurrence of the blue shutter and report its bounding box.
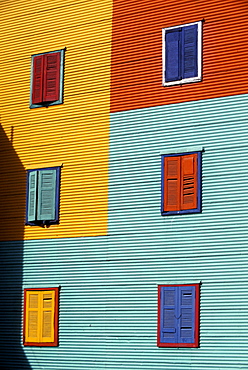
[165,29,181,82]
[37,169,56,221]
[160,287,177,343]
[178,286,195,343]
[28,171,37,222]
[182,24,198,79]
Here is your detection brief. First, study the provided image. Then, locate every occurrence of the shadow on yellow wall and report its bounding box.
[0,124,31,369]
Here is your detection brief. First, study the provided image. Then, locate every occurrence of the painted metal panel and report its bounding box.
[107,93,248,369]
[2,0,248,369]
[2,94,248,369]
[111,0,248,112]
[0,0,112,241]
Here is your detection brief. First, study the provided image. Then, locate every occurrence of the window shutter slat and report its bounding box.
[160,287,177,343]
[41,292,55,342]
[165,29,181,82]
[164,156,181,211]
[43,52,61,102]
[181,154,197,210]
[178,286,195,344]
[37,170,56,221]
[28,171,37,222]
[182,25,198,79]
[32,55,44,104]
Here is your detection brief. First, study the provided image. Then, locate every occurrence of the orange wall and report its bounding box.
[111,0,248,112]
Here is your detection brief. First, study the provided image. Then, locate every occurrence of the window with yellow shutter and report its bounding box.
[23,288,59,346]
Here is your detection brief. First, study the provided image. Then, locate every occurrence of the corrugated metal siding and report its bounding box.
[1,94,248,369]
[0,0,112,241]
[2,0,248,369]
[111,0,248,112]
[107,94,248,369]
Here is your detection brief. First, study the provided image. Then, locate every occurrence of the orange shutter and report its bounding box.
[43,52,61,102]
[163,156,181,212]
[32,55,44,104]
[180,153,197,210]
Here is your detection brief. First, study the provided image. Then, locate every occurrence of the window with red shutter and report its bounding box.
[30,49,65,108]
[161,151,202,215]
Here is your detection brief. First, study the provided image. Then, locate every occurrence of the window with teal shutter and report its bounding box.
[28,171,38,222]
[26,167,60,225]
[157,284,200,348]
[162,21,202,86]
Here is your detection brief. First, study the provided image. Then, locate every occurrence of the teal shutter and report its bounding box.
[28,171,38,222]
[37,170,56,221]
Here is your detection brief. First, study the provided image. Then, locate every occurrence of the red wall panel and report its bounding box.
[111,0,248,112]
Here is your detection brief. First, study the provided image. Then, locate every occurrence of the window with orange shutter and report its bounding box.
[161,152,202,215]
[30,49,65,108]
[23,288,59,346]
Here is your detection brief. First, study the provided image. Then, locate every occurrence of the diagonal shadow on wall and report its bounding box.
[0,125,31,369]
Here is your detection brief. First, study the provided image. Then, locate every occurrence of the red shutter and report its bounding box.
[32,55,44,104]
[181,154,197,210]
[43,52,61,102]
[163,156,181,212]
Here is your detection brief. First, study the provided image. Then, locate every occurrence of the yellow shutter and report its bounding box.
[25,289,56,344]
[25,292,39,343]
[40,291,55,343]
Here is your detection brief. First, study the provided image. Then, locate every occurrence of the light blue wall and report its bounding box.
[108,93,248,369]
[2,94,248,369]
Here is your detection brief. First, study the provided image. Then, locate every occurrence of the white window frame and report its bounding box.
[162,20,202,87]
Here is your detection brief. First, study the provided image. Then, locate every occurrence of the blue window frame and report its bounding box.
[157,284,200,348]
[26,167,61,226]
[161,151,202,216]
[162,21,202,86]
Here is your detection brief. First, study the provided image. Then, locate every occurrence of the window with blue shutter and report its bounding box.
[26,167,61,226]
[157,284,200,348]
[162,21,202,86]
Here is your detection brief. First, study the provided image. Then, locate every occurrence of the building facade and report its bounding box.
[1,0,248,368]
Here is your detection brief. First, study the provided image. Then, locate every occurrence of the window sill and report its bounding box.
[163,76,202,87]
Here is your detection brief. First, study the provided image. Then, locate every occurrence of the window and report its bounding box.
[23,288,59,346]
[157,284,200,348]
[30,49,65,108]
[26,167,60,225]
[162,21,202,86]
[161,151,201,215]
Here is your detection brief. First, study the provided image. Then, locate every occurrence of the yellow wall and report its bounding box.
[0,0,112,240]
